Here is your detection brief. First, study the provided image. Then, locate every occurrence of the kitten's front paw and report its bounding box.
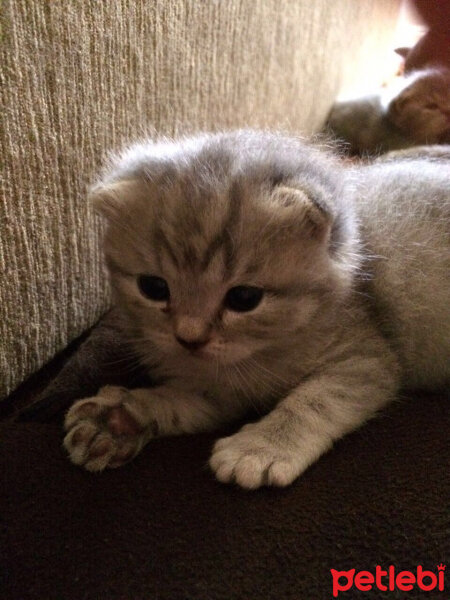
[63,386,147,472]
[210,427,302,489]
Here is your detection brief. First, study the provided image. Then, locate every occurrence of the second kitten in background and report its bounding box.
[325,67,450,156]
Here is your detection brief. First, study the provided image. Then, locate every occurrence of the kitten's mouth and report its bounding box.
[186,349,208,358]
[177,345,210,359]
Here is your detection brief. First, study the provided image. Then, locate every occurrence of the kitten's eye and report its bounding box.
[425,102,438,110]
[224,286,264,312]
[137,275,170,301]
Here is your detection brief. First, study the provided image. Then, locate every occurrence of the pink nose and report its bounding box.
[175,336,209,351]
[174,315,210,351]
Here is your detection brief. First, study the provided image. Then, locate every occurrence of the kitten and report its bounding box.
[396,29,450,73]
[63,130,450,489]
[325,68,450,156]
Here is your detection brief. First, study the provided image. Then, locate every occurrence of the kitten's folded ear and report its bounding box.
[394,47,410,59]
[271,186,331,240]
[88,179,140,220]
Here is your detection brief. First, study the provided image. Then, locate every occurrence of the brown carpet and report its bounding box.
[1,316,449,599]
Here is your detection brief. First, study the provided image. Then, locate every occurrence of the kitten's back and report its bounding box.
[353,157,450,389]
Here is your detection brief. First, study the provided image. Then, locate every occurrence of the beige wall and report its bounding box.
[0,0,400,399]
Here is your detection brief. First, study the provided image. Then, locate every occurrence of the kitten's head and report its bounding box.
[387,68,450,144]
[92,131,356,369]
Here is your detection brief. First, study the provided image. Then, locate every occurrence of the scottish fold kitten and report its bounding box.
[326,68,450,155]
[63,131,450,488]
[396,29,450,73]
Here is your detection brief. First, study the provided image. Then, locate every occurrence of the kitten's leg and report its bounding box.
[210,354,399,489]
[63,385,224,471]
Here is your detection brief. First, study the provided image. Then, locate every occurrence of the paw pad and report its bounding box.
[63,389,145,471]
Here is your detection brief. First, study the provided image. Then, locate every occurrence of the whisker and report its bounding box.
[229,363,262,416]
[246,356,293,388]
[240,358,285,401]
[223,365,241,409]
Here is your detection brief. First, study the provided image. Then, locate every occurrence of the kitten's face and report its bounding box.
[388,71,450,143]
[94,133,348,371]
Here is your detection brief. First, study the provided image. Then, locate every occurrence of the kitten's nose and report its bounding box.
[174,315,210,352]
[175,336,209,351]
